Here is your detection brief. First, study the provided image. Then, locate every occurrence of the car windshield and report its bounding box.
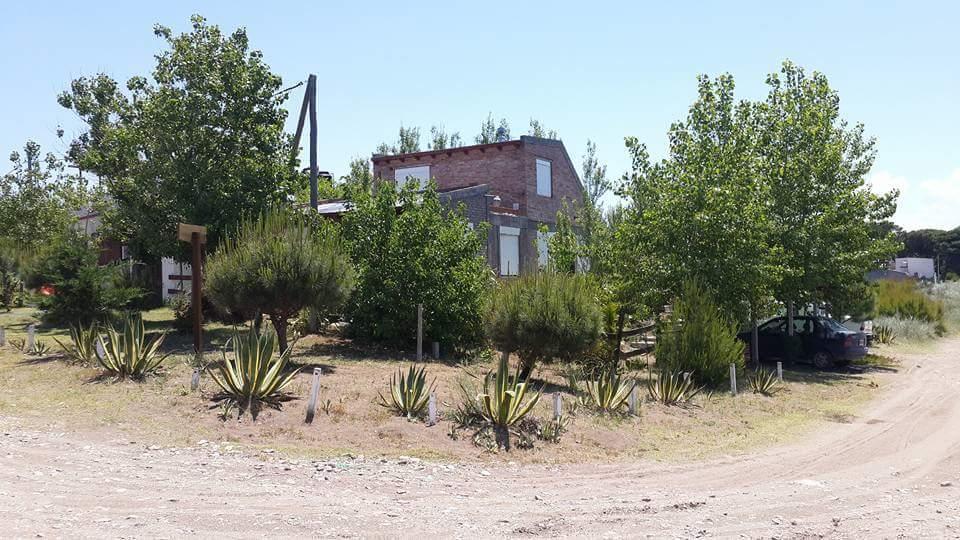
[818,318,848,332]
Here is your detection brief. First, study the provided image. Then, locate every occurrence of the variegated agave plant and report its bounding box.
[208,327,300,417]
[97,314,169,380]
[478,353,542,450]
[378,364,435,419]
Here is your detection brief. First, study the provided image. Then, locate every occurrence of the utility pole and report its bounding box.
[291,74,319,210]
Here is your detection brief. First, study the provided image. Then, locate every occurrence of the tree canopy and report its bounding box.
[57,15,301,262]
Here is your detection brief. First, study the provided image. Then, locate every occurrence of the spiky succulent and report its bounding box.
[585,365,635,413]
[874,325,896,345]
[378,364,435,419]
[55,322,99,365]
[647,370,702,406]
[209,327,300,415]
[478,353,542,450]
[747,368,782,396]
[97,314,169,379]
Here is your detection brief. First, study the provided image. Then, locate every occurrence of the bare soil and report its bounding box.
[1,330,958,537]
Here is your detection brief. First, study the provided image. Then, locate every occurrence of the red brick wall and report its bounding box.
[520,138,584,223]
[373,141,528,212]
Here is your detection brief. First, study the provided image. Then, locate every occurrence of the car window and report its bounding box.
[760,318,786,334]
[819,318,847,332]
[793,318,815,335]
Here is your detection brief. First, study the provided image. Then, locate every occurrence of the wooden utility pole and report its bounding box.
[178,223,207,354]
[291,74,319,210]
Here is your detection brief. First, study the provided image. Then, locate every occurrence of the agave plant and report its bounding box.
[874,325,896,345]
[647,369,702,406]
[378,364,435,419]
[748,368,782,396]
[32,340,51,356]
[97,314,169,380]
[208,327,300,417]
[55,323,99,365]
[478,353,542,450]
[584,365,636,413]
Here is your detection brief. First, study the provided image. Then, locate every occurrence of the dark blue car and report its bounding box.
[738,315,868,369]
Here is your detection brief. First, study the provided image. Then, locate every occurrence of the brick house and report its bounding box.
[367,135,585,276]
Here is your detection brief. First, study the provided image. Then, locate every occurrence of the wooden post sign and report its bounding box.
[177,223,207,355]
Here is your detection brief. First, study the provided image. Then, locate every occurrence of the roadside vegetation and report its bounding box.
[0,14,949,462]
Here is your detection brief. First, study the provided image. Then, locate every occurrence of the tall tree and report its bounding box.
[528,119,558,139]
[618,74,781,322]
[0,141,89,249]
[476,113,510,144]
[57,15,300,262]
[581,140,610,206]
[756,61,899,313]
[428,125,462,150]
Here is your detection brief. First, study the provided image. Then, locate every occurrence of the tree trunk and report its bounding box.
[494,424,511,451]
[271,317,288,353]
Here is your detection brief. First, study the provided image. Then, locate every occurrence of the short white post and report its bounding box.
[683,372,691,383]
[432,341,440,359]
[628,384,639,416]
[95,339,105,361]
[427,392,437,426]
[553,392,562,420]
[191,368,201,391]
[416,304,423,362]
[304,367,322,424]
[729,363,737,396]
[0,326,5,347]
[776,361,783,382]
[26,324,35,353]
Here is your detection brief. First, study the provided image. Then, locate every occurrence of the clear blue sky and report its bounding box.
[2,1,957,230]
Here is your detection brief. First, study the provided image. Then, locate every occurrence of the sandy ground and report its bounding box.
[2,338,959,539]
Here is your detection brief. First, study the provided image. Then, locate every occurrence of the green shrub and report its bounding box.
[170,292,245,333]
[27,231,141,325]
[205,208,354,352]
[874,279,944,324]
[928,281,960,333]
[208,327,299,417]
[654,279,745,387]
[97,314,169,380]
[342,182,493,351]
[485,271,603,379]
[873,315,938,342]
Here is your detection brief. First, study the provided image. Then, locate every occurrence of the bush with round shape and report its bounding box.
[485,271,603,380]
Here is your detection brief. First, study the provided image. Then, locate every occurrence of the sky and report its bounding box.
[1,1,957,231]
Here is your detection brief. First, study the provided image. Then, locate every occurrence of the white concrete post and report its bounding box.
[0,326,5,347]
[553,392,562,420]
[26,324,35,353]
[730,364,737,396]
[427,392,437,426]
[304,367,322,424]
[777,361,783,382]
[432,341,440,359]
[191,368,201,391]
[628,384,639,416]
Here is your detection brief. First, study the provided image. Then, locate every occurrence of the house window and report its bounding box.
[536,159,552,197]
[499,226,520,276]
[394,165,430,190]
[537,229,555,268]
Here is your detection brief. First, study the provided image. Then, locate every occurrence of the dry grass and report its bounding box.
[0,307,898,464]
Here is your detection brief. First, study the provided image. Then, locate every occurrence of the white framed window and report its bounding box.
[499,226,520,276]
[394,165,430,190]
[536,158,552,197]
[537,230,555,268]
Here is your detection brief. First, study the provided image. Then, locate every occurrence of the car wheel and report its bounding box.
[812,351,833,370]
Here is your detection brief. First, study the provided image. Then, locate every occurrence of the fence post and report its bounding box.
[416,304,423,362]
[427,392,437,426]
[729,363,737,396]
[432,341,440,359]
[628,384,639,416]
[304,367,322,424]
[776,361,783,382]
[191,368,201,391]
[0,326,5,347]
[95,339,105,361]
[553,392,563,420]
[26,324,35,353]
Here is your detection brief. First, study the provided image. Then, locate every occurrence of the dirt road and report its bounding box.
[2,339,959,539]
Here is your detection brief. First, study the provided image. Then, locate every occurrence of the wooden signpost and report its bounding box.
[178,223,207,355]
